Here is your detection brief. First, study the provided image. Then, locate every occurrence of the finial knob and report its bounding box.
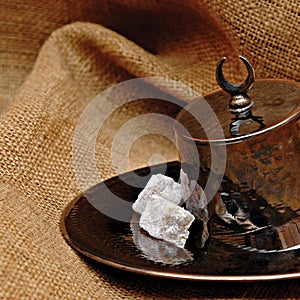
[216,55,255,116]
[215,56,265,136]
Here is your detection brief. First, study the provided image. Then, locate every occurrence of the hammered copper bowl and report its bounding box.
[175,79,300,250]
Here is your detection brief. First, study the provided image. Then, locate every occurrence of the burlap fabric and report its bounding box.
[1,0,299,299]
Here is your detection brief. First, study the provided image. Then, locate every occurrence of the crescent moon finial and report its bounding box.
[216,56,255,115]
[215,56,265,136]
[216,55,255,95]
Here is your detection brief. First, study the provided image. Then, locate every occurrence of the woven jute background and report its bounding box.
[1,0,299,299]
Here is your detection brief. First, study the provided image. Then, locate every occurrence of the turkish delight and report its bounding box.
[130,214,193,265]
[139,196,195,248]
[132,174,183,214]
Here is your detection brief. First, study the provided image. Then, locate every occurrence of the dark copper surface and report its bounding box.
[61,162,300,281]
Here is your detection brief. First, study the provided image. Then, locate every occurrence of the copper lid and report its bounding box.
[176,56,300,143]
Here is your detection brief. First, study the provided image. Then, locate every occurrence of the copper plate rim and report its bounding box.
[60,180,300,282]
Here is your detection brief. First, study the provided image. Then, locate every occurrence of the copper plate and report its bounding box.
[60,161,300,281]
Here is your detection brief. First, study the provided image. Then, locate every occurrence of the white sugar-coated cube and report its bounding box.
[132,174,183,214]
[130,215,193,265]
[139,197,195,248]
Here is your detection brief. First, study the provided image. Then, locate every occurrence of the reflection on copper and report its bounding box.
[246,215,300,251]
[130,214,193,265]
